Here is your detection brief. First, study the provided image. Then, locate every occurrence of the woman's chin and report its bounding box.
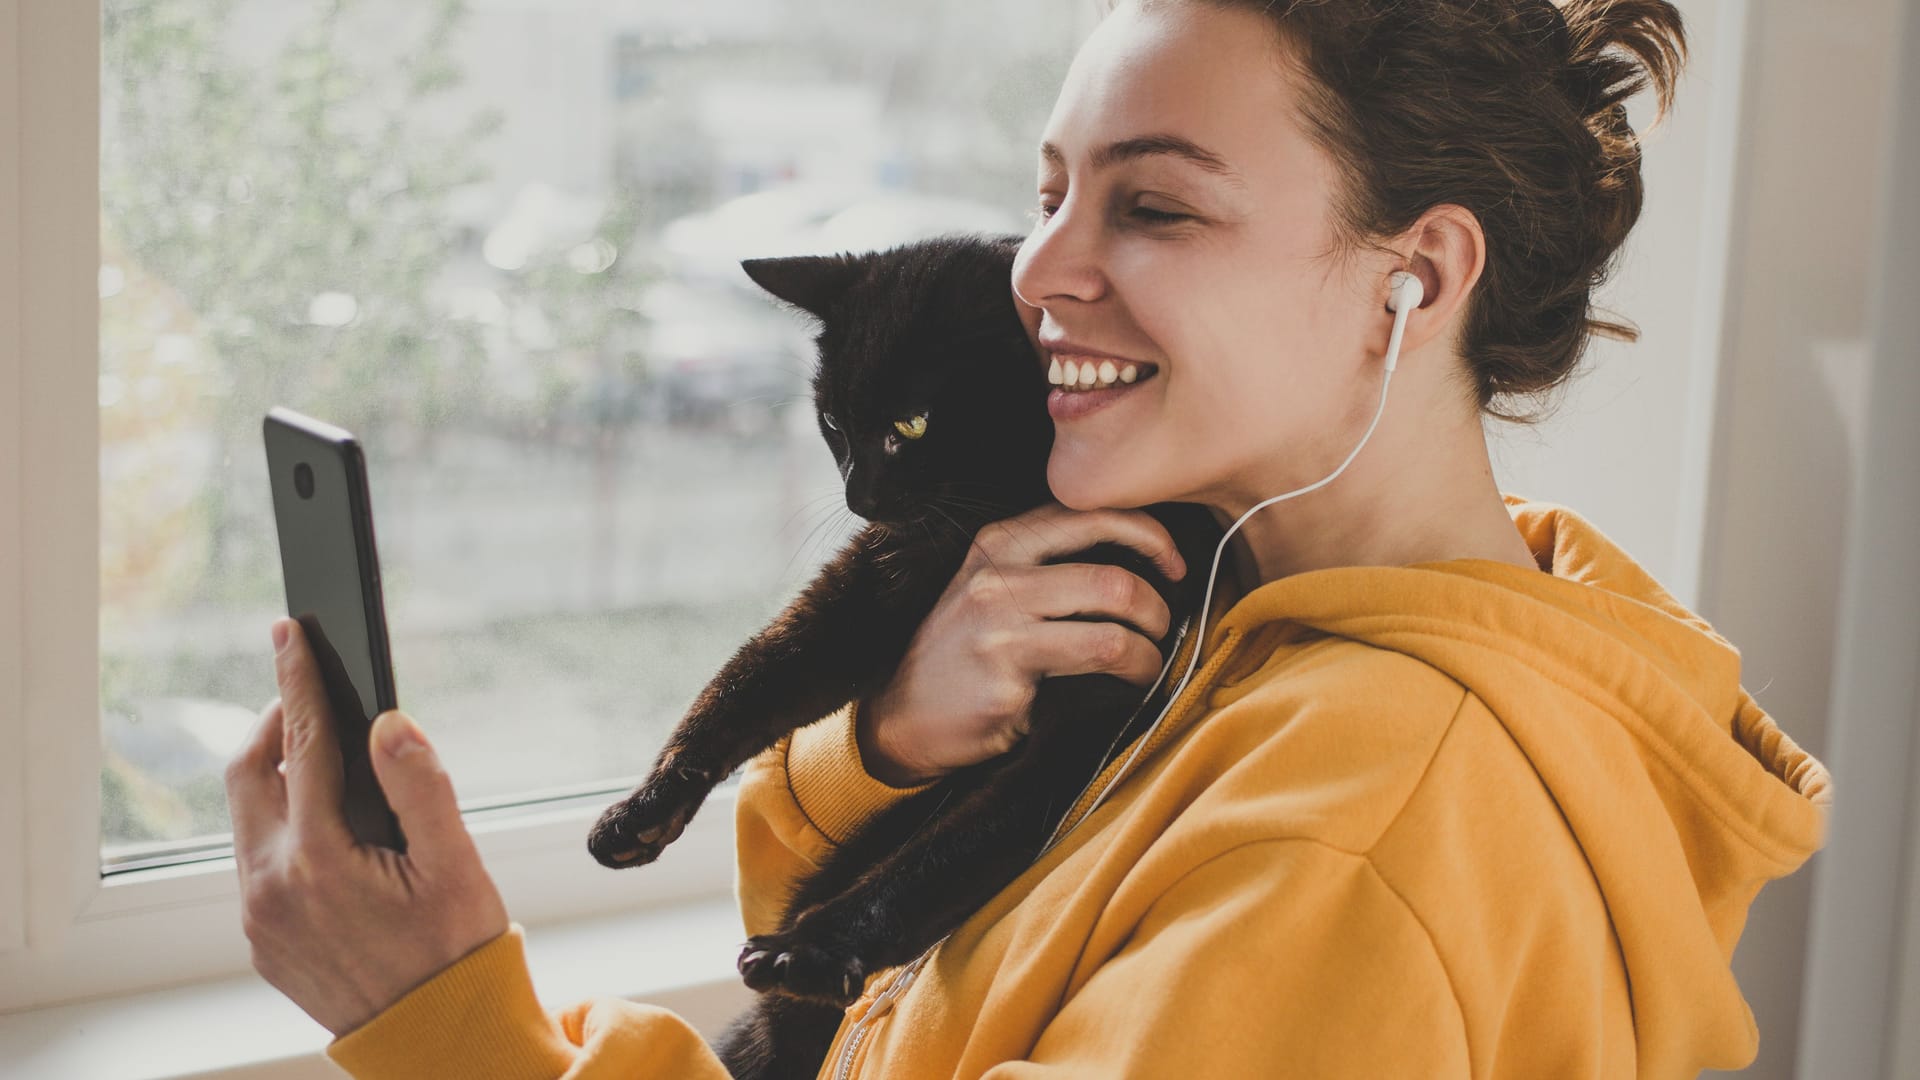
[1046,454,1154,512]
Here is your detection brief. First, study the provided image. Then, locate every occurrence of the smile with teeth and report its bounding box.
[1048,355,1159,391]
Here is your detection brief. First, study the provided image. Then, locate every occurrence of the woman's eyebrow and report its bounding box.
[1039,134,1248,189]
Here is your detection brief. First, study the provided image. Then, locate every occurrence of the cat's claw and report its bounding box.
[737,933,867,1006]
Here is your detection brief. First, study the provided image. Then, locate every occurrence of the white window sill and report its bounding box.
[0,895,755,1080]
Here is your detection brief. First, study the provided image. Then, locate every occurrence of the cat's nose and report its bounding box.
[847,490,881,520]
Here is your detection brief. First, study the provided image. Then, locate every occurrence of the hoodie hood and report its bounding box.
[1193,492,1833,1071]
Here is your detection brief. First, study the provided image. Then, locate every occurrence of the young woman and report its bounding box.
[227,1,1832,1076]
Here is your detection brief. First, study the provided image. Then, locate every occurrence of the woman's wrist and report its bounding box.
[854,694,937,788]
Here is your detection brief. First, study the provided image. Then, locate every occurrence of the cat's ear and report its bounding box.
[740,253,865,319]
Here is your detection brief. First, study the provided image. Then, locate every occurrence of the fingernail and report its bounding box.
[272,618,292,653]
[377,711,427,758]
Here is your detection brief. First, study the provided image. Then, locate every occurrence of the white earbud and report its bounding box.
[1388,269,1425,313]
[1383,270,1423,373]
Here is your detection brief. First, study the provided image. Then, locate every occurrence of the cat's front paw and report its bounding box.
[737,930,869,1007]
[586,774,707,869]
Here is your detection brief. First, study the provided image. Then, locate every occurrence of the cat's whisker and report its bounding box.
[938,477,1021,494]
[936,496,1011,529]
[926,505,976,551]
[787,518,842,578]
[929,486,1021,515]
[806,504,859,555]
[951,522,1020,597]
[811,508,867,570]
[896,787,958,849]
[937,483,1027,515]
[917,507,958,546]
[783,502,855,582]
[790,487,844,510]
[936,493,1033,537]
[949,493,1025,514]
[967,505,1082,557]
[775,499,844,564]
[778,488,847,537]
[798,503,852,564]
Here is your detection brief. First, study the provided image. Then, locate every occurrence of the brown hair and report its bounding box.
[1114,0,1688,423]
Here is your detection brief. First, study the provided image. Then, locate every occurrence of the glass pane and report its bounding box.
[98,0,1085,868]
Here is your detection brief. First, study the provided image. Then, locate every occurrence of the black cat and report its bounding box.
[585,232,1225,1079]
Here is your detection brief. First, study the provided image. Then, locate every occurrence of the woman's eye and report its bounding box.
[1029,199,1191,226]
[1130,207,1190,224]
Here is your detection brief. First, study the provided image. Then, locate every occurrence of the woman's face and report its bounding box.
[1013,0,1390,513]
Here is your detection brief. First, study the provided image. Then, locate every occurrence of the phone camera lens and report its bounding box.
[294,462,315,499]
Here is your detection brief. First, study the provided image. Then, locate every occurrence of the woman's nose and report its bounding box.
[1012,203,1107,309]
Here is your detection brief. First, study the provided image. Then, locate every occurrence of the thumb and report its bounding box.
[368,710,472,868]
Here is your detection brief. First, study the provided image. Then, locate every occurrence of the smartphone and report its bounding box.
[262,406,406,853]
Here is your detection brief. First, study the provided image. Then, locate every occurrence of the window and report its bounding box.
[1,0,1095,1012]
[98,0,1083,863]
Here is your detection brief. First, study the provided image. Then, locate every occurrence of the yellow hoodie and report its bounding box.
[326,494,1832,1079]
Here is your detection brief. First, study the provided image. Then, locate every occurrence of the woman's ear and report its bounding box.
[1393,204,1485,355]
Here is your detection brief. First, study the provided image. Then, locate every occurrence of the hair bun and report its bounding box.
[1551,0,1688,256]
[1132,0,1691,425]
[1555,0,1688,130]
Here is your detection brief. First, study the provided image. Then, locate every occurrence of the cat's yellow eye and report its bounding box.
[894,413,928,440]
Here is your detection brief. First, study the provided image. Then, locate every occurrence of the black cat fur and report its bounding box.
[584,232,1225,1079]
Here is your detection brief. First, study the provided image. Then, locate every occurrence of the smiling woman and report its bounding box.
[246,2,1834,1079]
[1011,0,1680,585]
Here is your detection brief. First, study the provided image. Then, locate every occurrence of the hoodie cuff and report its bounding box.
[325,923,576,1080]
[787,698,937,846]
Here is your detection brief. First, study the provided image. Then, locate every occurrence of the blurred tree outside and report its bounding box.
[98,0,657,847]
[103,0,502,608]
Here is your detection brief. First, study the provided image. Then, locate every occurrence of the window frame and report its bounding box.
[0,0,25,965]
[0,0,741,1013]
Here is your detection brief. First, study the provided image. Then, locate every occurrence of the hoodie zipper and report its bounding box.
[827,624,1243,1080]
[831,950,930,1080]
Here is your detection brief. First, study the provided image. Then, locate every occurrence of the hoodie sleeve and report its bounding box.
[735,698,938,937]
[326,700,935,1078]
[325,923,737,1079]
[979,837,1471,1078]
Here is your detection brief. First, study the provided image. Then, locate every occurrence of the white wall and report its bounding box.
[1482,0,1913,1075]
[1791,0,1920,1075]
[1487,0,1747,616]
[1695,1,1908,1077]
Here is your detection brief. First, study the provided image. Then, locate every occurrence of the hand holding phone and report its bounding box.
[228,614,510,1038]
[263,406,406,852]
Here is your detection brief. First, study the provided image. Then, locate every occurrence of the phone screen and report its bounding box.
[263,407,405,851]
